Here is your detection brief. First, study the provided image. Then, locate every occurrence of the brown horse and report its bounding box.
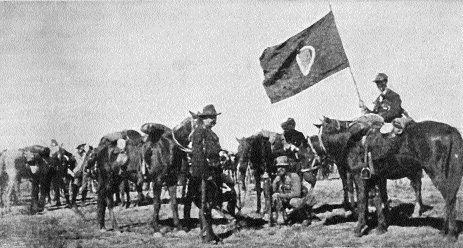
[319,117,463,241]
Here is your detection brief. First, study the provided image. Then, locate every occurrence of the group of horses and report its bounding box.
[0,144,85,214]
[1,113,463,241]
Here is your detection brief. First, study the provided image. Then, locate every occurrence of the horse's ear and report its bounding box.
[189,111,197,118]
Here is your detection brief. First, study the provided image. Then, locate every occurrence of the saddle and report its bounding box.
[352,115,414,179]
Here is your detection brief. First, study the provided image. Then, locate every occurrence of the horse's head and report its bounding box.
[314,116,354,160]
[236,137,251,165]
[172,114,203,152]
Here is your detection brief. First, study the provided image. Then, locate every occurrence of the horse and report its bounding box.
[319,117,463,241]
[86,141,125,231]
[49,146,74,207]
[236,134,274,214]
[137,123,186,231]
[0,146,53,214]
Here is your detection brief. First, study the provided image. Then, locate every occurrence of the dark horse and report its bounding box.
[49,146,75,208]
[86,141,125,231]
[319,117,463,241]
[312,118,424,217]
[236,134,274,214]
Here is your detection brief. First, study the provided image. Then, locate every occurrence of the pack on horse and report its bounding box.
[318,116,463,241]
[0,146,54,214]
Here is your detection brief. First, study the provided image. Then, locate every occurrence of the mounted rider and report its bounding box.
[356,73,414,178]
[357,73,413,135]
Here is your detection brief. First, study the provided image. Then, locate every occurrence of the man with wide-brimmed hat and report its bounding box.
[271,156,315,226]
[185,104,224,243]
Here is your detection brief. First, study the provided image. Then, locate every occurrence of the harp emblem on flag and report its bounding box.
[296,46,316,76]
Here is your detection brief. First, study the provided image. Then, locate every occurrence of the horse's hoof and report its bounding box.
[375,227,387,235]
[354,226,366,237]
[99,228,107,233]
[445,234,458,243]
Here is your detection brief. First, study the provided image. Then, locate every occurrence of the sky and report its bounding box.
[1,0,462,152]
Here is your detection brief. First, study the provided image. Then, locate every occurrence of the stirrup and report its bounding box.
[361,167,371,179]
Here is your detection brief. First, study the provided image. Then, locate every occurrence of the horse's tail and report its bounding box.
[446,127,463,179]
[0,151,5,178]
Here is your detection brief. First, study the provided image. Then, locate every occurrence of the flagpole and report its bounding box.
[328,2,363,103]
[349,67,362,102]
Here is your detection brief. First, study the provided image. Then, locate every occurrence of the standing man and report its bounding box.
[359,73,404,123]
[188,104,223,244]
[70,144,87,208]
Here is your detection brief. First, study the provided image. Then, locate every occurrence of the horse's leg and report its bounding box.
[338,164,353,211]
[135,181,144,207]
[239,164,247,191]
[429,171,461,241]
[409,170,423,218]
[118,179,129,208]
[63,177,71,208]
[255,173,262,213]
[39,178,50,211]
[97,186,107,230]
[151,179,162,232]
[353,174,368,237]
[107,193,119,232]
[377,177,389,219]
[4,173,16,213]
[12,178,21,206]
[168,184,182,230]
[51,175,61,206]
[374,180,387,235]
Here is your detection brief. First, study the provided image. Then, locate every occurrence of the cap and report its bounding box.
[373,73,388,82]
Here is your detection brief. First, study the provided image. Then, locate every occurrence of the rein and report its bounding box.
[317,126,327,154]
[171,117,196,154]
[171,130,192,153]
[301,136,322,173]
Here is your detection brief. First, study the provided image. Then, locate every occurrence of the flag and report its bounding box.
[260,11,349,103]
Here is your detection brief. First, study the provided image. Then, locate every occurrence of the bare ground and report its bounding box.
[1,175,463,248]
